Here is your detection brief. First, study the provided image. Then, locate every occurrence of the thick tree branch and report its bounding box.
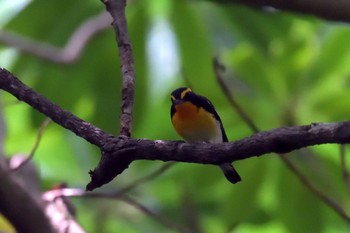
[225,0,350,22]
[89,121,350,190]
[5,156,88,233]
[0,68,112,147]
[0,160,56,233]
[101,122,350,163]
[102,0,135,137]
[1,68,350,191]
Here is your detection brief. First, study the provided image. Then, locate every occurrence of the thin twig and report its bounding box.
[116,162,175,195]
[0,98,23,160]
[12,118,51,171]
[119,195,191,233]
[103,0,135,137]
[214,57,259,133]
[213,58,350,223]
[282,154,350,222]
[0,12,111,64]
[182,191,203,233]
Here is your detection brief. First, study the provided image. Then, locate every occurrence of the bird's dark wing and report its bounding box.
[192,94,229,142]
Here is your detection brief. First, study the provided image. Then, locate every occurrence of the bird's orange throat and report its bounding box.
[171,101,221,142]
[174,102,198,119]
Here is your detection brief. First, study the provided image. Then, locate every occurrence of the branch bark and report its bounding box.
[102,0,135,137]
[0,160,56,233]
[1,68,350,190]
[97,122,350,163]
[0,68,112,147]
[82,121,350,190]
[88,0,136,190]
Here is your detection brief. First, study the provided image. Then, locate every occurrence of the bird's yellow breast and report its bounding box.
[171,102,222,143]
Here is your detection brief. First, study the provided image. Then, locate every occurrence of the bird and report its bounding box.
[170,87,241,184]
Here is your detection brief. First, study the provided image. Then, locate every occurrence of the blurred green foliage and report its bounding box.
[1,0,350,232]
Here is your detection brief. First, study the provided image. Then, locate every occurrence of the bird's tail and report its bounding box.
[219,163,241,184]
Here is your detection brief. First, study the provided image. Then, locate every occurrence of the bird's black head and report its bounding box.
[170,87,193,105]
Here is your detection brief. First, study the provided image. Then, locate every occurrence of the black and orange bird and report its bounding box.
[170,87,241,184]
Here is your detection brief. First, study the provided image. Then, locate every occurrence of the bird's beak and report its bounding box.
[173,99,184,105]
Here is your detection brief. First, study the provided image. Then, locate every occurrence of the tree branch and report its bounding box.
[0,160,56,233]
[115,162,175,195]
[44,188,191,233]
[226,0,350,22]
[43,187,87,233]
[214,57,259,133]
[0,12,111,64]
[213,58,350,222]
[281,153,350,223]
[71,123,350,191]
[103,123,350,163]
[1,68,350,190]
[102,0,135,137]
[0,68,112,147]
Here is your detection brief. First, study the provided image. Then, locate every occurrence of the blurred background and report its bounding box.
[1,0,350,232]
